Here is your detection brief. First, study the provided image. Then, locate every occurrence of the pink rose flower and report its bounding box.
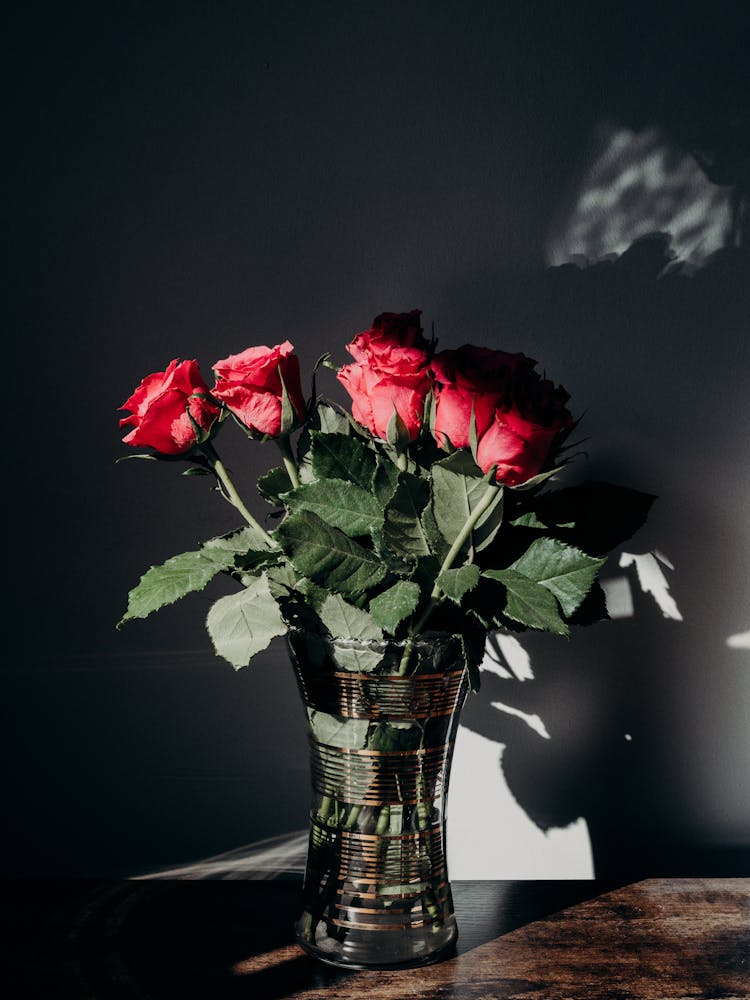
[212,341,306,436]
[337,311,432,441]
[119,359,220,455]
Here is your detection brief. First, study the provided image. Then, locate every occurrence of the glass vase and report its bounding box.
[287,631,469,969]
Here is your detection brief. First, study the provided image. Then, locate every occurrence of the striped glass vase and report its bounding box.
[288,630,469,969]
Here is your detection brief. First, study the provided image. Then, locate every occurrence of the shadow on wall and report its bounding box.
[456,233,749,879]
[136,238,749,884]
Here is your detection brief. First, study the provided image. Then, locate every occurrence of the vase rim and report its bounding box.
[286,627,460,653]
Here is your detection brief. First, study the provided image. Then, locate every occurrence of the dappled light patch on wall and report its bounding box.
[545,122,738,268]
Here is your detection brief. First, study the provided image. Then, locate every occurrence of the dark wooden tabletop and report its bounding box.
[3,878,748,998]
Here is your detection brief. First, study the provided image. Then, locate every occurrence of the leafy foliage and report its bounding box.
[120,354,651,690]
[119,526,271,625]
[206,573,286,669]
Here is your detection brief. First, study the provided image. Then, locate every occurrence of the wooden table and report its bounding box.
[3,879,748,997]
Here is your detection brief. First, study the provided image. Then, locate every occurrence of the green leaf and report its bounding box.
[295,577,330,610]
[282,478,383,536]
[371,527,415,576]
[317,401,354,435]
[369,580,421,633]
[296,403,353,484]
[474,487,504,552]
[278,374,295,435]
[307,709,370,749]
[258,466,294,504]
[509,465,566,490]
[509,537,605,617]
[469,400,479,464]
[509,511,575,529]
[264,561,298,599]
[206,573,286,669]
[201,526,270,560]
[436,564,481,604]
[277,509,387,598]
[318,593,383,642]
[382,471,432,557]
[310,432,377,490]
[421,503,450,560]
[119,526,264,625]
[318,592,384,669]
[510,511,547,529]
[411,553,443,594]
[373,455,400,505]
[367,720,422,751]
[431,452,504,556]
[386,408,411,449]
[115,452,159,463]
[483,568,570,635]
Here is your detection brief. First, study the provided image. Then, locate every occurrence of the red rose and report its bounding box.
[337,311,432,441]
[431,345,531,449]
[119,358,220,455]
[476,372,572,486]
[347,310,428,364]
[431,344,571,485]
[212,341,306,437]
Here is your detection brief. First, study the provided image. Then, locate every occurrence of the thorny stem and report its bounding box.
[201,442,276,548]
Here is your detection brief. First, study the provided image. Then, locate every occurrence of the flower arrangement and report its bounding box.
[118,309,653,689]
[118,309,654,966]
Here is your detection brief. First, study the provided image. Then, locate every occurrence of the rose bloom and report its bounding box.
[347,309,427,363]
[432,344,572,485]
[337,311,432,441]
[212,341,306,437]
[477,370,572,485]
[119,358,221,455]
[431,345,531,449]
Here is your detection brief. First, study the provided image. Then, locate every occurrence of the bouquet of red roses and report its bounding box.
[118,310,652,689]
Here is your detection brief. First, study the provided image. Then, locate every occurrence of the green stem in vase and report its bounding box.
[375,805,391,835]
[300,910,314,942]
[343,804,362,830]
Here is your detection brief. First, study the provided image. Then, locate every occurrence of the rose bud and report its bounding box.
[119,358,221,455]
[211,341,306,437]
[337,311,432,441]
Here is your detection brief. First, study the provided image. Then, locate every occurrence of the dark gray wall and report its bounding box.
[5,1,748,876]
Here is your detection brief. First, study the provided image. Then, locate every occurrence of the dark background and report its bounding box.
[5,1,749,877]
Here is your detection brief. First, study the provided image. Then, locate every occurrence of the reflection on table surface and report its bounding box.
[3,878,748,998]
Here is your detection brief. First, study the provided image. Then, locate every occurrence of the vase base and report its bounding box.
[295,917,458,970]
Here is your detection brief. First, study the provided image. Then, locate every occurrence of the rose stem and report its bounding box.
[201,442,276,548]
[375,805,391,835]
[396,451,408,472]
[276,435,301,489]
[343,804,361,829]
[398,480,500,674]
